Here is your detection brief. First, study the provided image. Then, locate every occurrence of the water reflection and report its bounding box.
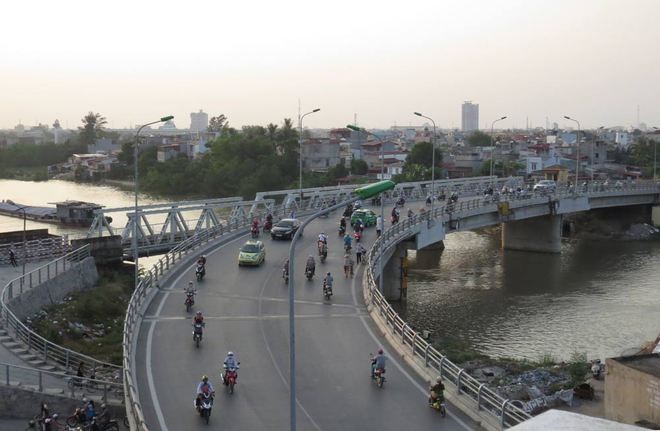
[399,229,660,361]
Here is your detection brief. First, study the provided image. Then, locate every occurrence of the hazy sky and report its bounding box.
[1,0,659,131]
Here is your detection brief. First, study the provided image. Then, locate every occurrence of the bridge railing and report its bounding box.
[365,211,532,428]
[1,360,124,402]
[0,236,70,265]
[0,245,122,381]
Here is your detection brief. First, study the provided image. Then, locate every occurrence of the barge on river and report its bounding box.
[0,199,106,226]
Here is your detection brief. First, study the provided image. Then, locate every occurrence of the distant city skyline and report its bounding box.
[1,0,659,131]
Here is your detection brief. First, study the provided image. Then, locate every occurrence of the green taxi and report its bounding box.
[350,208,377,227]
[238,240,266,266]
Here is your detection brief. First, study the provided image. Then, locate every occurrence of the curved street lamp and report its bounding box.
[133,115,174,290]
[298,109,320,203]
[413,112,437,220]
[489,116,507,179]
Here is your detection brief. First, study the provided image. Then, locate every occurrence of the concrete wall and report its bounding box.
[653,206,660,228]
[7,257,98,320]
[71,236,123,266]
[0,385,124,419]
[502,215,562,253]
[605,357,660,426]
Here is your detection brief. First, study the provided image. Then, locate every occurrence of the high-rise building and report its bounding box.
[461,101,479,132]
[190,110,209,133]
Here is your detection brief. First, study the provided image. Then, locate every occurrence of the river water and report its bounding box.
[1,180,658,361]
[399,228,660,362]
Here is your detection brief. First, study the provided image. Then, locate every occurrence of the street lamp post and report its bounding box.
[286,181,395,431]
[133,116,174,292]
[413,112,437,221]
[564,116,581,187]
[346,125,385,293]
[653,127,659,180]
[298,108,320,205]
[489,116,507,179]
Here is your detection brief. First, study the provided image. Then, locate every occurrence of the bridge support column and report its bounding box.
[653,206,660,228]
[381,242,409,301]
[502,215,561,253]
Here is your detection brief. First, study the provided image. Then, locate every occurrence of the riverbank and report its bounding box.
[27,264,133,365]
[0,166,48,182]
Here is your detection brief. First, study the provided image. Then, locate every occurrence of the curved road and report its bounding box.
[135,208,480,430]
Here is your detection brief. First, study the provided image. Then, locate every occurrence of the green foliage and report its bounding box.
[78,112,107,148]
[467,131,492,147]
[208,114,228,132]
[479,159,524,176]
[406,141,443,168]
[350,158,368,175]
[0,141,85,170]
[566,352,589,386]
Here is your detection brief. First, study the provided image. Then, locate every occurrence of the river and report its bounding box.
[399,228,660,362]
[2,179,658,362]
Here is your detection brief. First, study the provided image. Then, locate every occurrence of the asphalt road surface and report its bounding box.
[135,207,480,431]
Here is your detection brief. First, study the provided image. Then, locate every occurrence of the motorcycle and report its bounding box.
[196,264,205,282]
[185,291,195,312]
[305,266,314,280]
[338,224,346,236]
[344,262,354,278]
[196,391,214,424]
[282,267,289,284]
[353,231,362,242]
[251,226,259,238]
[263,219,272,232]
[223,365,240,394]
[430,397,447,417]
[391,214,399,224]
[591,359,603,380]
[192,323,204,348]
[323,282,332,300]
[318,243,328,263]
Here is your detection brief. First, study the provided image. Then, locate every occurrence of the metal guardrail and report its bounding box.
[1,361,123,402]
[0,246,122,380]
[363,180,660,428]
[0,237,69,265]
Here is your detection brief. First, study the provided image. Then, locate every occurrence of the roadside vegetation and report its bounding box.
[28,265,133,365]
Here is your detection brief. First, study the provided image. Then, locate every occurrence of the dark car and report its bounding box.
[270,218,301,240]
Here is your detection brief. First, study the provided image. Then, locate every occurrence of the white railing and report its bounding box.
[0,237,69,265]
[0,246,122,381]
[1,361,124,402]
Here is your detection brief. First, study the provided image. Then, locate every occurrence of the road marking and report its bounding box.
[143,313,368,322]
[258,248,323,431]
[350,262,475,430]
[144,232,247,431]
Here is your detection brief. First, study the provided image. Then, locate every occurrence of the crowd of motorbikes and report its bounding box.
[26,400,125,431]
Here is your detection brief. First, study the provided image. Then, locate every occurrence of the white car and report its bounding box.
[533,180,557,192]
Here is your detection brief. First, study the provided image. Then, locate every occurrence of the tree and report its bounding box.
[350,159,368,175]
[467,131,491,147]
[406,141,443,168]
[78,112,107,148]
[208,115,228,132]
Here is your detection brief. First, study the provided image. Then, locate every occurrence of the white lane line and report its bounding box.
[350,267,475,430]
[257,248,322,431]
[143,313,368,322]
[144,233,248,431]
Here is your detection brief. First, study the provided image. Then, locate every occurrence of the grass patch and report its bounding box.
[29,265,134,365]
[0,166,49,181]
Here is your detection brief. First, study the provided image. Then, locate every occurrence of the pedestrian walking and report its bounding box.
[8,248,17,267]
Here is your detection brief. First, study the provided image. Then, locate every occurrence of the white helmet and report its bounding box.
[227,351,234,356]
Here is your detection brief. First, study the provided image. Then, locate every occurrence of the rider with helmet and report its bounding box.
[222,351,240,385]
[429,376,445,406]
[371,348,387,379]
[195,375,215,408]
[306,255,316,276]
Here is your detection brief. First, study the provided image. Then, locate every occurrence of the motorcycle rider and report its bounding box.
[91,403,110,431]
[343,233,352,251]
[251,217,259,236]
[306,255,316,276]
[195,375,215,409]
[318,232,328,245]
[222,351,240,385]
[197,255,207,267]
[355,243,366,264]
[185,281,196,305]
[429,376,445,406]
[323,272,334,296]
[371,348,387,379]
[193,311,205,339]
[343,253,354,277]
[376,215,383,237]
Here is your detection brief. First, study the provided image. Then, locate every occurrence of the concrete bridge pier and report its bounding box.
[502,215,562,253]
[380,242,409,301]
[653,206,660,227]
